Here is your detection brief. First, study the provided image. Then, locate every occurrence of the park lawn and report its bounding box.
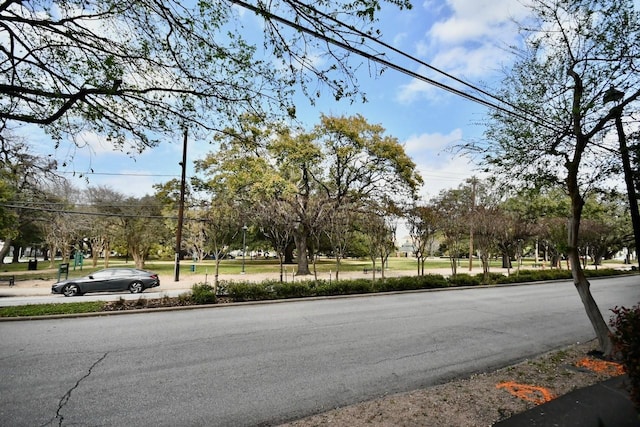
[1,255,611,283]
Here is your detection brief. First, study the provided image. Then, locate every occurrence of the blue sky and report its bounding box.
[26,0,532,202]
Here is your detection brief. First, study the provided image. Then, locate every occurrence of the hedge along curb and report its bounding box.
[4,272,636,322]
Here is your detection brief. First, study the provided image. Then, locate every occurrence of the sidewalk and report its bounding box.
[494,375,638,427]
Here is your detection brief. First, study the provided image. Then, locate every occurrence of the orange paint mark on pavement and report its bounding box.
[496,382,555,405]
[576,357,625,376]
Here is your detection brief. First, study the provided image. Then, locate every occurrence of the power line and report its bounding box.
[57,170,180,178]
[230,0,559,132]
[287,0,560,131]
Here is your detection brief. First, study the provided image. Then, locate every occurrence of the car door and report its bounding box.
[86,270,115,293]
[108,269,133,292]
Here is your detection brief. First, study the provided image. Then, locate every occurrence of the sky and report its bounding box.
[25,0,532,204]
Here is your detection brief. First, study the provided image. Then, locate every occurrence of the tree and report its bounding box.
[119,195,166,268]
[358,209,395,282]
[406,204,438,275]
[324,203,356,280]
[200,199,242,292]
[1,0,410,151]
[39,181,84,265]
[196,114,421,276]
[431,188,468,276]
[86,186,127,267]
[465,0,640,356]
[470,206,503,280]
[0,129,63,264]
[255,198,296,283]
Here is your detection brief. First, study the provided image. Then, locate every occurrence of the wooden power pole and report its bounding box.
[174,129,188,282]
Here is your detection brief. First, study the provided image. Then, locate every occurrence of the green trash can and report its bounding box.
[190,264,196,272]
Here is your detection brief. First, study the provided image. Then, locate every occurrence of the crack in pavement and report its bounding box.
[42,352,109,427]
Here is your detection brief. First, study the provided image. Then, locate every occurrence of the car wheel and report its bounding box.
[63,284,80,297]
[129,281,144,294]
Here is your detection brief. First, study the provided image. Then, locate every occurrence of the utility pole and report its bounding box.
[614,108,640,270]
[604,87,640,270]
[469,177,477,272]
[174,129,188,282]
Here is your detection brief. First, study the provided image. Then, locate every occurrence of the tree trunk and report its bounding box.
[293,227,311,275]
[284,242,294,264]
[449,255,457,276]
[213,259,221,294]
[279,256,284,282]
[48,245,56,268]
[567,189,614,356]
[0,239,12,265]
[131,250,145,269]
[12,243,19,263]
[569,251,614,356]
[501,253,512,269]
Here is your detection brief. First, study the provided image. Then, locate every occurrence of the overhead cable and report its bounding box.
[229,0,558,131]
[288,0,561,131]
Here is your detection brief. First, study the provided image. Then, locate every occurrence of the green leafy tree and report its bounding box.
[1,0,410,151]
[431,188,468,276]
[85,186,128,268]
[200,199,242,292]
[407,204,438,275]
[0,130,63,264]
[464,0,640,356]
[255,198,296,282]
[197,114,421,276]
[118,195,166,269]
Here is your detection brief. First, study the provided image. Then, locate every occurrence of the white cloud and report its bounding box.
[429,0,529,45]
[393,32,408,47]
[431,43,506,78]
[395,74,436,104]
[395,0,531,104]
[71,131,135,156]
[404,128,463,154]
[418,155,484,201]
[402,129,484,200]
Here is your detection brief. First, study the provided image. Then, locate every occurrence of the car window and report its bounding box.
[91,270,113,279]
[113,269,134,277]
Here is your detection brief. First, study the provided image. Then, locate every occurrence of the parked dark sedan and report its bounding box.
[52,268,160,297]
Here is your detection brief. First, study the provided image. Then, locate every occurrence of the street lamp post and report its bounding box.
[604,86,640,270]
[241,225,248,274]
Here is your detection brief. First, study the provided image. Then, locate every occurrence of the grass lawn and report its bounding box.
[0,255,581,283]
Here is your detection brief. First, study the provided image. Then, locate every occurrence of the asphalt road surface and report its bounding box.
[1,276,638,426]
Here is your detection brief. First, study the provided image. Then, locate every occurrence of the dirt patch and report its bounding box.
[279,341,623,427]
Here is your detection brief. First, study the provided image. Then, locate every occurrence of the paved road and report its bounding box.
[0,276,638,426]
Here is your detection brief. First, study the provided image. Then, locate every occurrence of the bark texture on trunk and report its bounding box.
[568,210,614,356]
[294,228,310,275]
[570,253,614,356]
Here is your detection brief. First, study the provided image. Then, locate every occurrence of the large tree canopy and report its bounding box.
[195,114,421,275]
[0,0,410,152]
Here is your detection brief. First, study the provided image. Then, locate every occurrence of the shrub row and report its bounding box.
[220,268,630,302]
